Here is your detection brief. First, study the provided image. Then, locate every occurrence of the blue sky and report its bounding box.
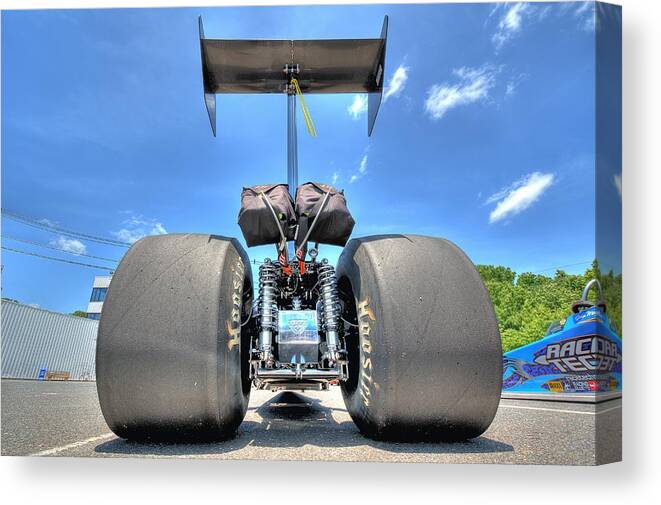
[1,2,616,314]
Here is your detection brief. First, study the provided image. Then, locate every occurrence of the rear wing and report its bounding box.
[198,15,388,137]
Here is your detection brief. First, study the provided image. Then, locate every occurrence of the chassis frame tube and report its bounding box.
[255,368,341,380]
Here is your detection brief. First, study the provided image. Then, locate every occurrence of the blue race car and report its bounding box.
[502,279,622,402]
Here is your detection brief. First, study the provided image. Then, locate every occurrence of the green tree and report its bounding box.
[477,261,622,352]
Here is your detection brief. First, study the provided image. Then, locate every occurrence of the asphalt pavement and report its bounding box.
[1,379,621,464]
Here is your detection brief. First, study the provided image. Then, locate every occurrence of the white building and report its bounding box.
[86,275,112,320]
[1,299,99,380]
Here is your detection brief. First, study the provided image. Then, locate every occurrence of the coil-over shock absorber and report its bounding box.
[258,259,278,362]
[318,259,341,363]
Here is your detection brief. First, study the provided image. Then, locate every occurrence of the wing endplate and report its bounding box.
[198,16,217,136]
[368,15,388,137]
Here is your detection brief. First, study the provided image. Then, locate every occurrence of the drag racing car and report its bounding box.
[502,279,622,402]
[95,15,503,442]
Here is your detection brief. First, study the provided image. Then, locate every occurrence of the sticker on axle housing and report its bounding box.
[277,310,320,344]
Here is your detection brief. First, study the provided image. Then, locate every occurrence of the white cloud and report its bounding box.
[331,172,339,185]
[574,2,595,31]
[347,94,368,120]
[613,173,622,198]
[502,3,527,31]
[491,2,595,48]
[347,64,409,118]
[506,82,516,96]
[349,155,368,184]
[536,5,552,21]
[51,235,86,255]
[38,218,56,227]
[112,215,168,243]
[492,2,530,49]
[424,66,497,120]
[487,172,555,223]
[383,64,409,102]
[505,73,528,97]
[574,2,591,16]
[487,3,504,20]
[358,155,368,175]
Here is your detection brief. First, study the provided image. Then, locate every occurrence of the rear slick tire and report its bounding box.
[337,234,502,441]
[96,233,253,442]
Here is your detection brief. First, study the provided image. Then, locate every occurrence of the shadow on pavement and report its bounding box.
[94,391,513,457]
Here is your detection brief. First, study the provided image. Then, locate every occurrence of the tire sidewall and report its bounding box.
[338,234,503,441]
[96,234,252,441]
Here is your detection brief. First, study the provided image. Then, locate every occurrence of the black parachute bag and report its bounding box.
[295,182,355,256]
[238,184,296,247]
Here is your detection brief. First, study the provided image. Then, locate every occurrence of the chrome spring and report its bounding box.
[258,260,278,360]
[318,261,340,331]
[318,260,340,360]
[258,260,278,330]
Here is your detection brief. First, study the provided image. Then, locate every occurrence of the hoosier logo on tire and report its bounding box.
[357,298,377,407]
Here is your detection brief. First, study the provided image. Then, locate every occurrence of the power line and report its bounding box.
[2,246,115,272]
[531,261,593,274]
[1,210,131,248]
[2,235,120,263]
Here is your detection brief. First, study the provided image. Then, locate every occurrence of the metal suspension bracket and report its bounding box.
[286,71,321,274]
[284,64,300,265]
[284,63,300,200]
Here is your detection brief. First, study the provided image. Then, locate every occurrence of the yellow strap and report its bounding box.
[291,78,317,137]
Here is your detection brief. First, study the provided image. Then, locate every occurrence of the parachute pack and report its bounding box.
[238,182,355,255]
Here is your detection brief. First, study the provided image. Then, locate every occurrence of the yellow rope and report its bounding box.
[291,78,317,137]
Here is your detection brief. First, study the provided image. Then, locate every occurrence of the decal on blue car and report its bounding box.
[502,306,621,396]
